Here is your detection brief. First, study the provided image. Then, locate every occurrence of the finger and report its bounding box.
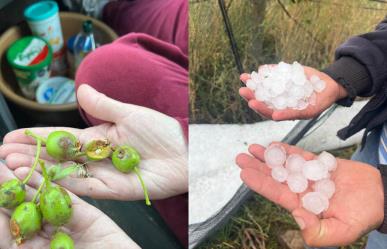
[18,236,48,248]
[77,84,132,123]
[240,73,250,83]
[240,167,299,211]
[248,143,316,162]
[0,143,52,161]
[239,87,255,101]
[248,99,273,119]
[3,127,82,145]
[292,208,359,247]
[235,153,270,175]
[0,210,12,248]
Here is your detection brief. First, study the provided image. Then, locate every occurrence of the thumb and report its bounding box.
[77,84,131,123]
[292,208,357,247]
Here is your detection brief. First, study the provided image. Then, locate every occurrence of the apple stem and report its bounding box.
[40,160,51,189]
[25,129,47,144]
[32,179,46,203]
[133,167,151,206]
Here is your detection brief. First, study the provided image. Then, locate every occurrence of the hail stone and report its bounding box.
[264,144,287,168]
[271,166,289,183]
[317,151,337,172]
[246,79,257,91]
[302,191,329,215]
[302,160,328,181]
[287,173,308,193]
[285,154,306,173]
[313,179,336,199]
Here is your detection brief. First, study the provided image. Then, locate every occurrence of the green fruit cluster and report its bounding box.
[0,129,150,246]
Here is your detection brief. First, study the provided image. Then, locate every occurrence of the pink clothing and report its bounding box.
[75,0,188,247]
[103,0,188,56]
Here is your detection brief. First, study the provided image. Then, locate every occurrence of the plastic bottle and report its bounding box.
[73,20,96,69]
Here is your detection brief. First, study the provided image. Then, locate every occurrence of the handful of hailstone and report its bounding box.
[246,61,326,110]
[264,144,337,215]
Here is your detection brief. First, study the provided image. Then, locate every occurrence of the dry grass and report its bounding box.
[190,0,383,124]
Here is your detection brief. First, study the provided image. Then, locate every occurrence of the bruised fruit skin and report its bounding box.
[86,140,112,161]
[46,131,81,161]
[0,179,26,209]
[112,146,141,173]
[50,232,75,249]
[10,202,42,244]
[40,186,73,226]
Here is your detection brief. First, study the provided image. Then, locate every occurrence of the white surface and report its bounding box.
[189,100,367,224]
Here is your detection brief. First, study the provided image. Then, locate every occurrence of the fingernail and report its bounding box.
[294,216,305,230]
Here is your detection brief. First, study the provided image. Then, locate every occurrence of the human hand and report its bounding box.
[239,65,348,120]
[236,142,384,247]
[0,163,139,249]
[0,84,188,201]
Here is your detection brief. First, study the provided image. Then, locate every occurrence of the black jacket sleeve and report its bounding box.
[323,17,387,234]
[323,16,387,106]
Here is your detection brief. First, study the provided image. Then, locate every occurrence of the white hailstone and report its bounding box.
[313,80,326,93]
[246,79,257,91]
[248,61,327,111]
[317,151,337,172]
[251,71,260,82]
[286,97,298,109]
[302,160,328,181]
[255,89,267,102]
[287,173,308,193]
[310,75,320,83]
[246,79,258,91]
[271,166,289,183]
[295,99,308,110]
[288,85,305,100]
[285,154,306,173]
[313,179,336,199]
[309,92,317,106]
[302,192,329,215]
[303,82,314,96]
[272,95,287,110]
[264,144,287,168]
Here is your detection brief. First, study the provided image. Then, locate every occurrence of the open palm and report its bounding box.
[0,164,139,249]
[239,66,348,120]
[0,85,188,201]
[236,142,384,247]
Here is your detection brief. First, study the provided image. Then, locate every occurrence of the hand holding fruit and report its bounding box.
[236,142,384,247]
[0,84,188,202]
[0,164,140,248]
[239,64,348,120]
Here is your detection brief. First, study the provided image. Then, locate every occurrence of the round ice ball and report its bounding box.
[302,160,328,181]
[302,191,329,215]
[287,173,308,193]
[285,154,306,173]
[264,144,287,168]
[313,179,336,199]
[317,151,337,172]
[271,166,289,183]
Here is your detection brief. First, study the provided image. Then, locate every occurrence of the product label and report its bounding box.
[13,38,48,66]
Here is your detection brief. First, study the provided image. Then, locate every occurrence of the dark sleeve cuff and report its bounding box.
[378,165,387,233]
[322,56,372,107]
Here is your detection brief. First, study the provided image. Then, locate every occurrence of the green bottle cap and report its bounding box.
[83,20,93,33]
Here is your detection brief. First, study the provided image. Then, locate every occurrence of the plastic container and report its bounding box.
[6,36,53,99]
[36,77,76,104]
[0,12,118,126]
[24,1,63,53]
